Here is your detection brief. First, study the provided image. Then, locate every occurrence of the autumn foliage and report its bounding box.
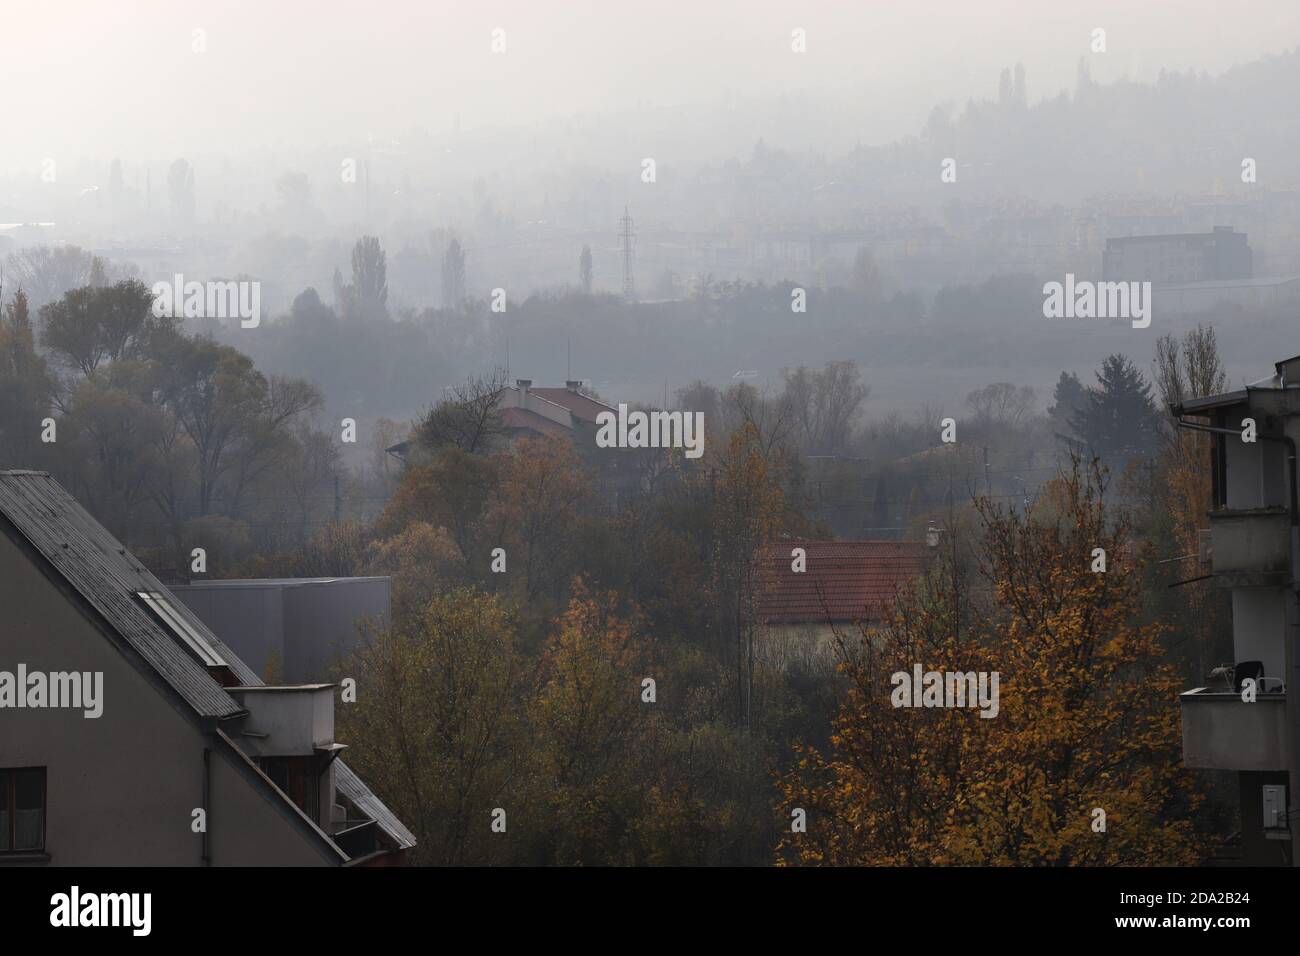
[777,457,1201,865]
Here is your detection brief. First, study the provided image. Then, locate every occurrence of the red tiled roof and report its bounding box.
[501,406,572,438]
[755,540,932,624]
[529,388,616,424]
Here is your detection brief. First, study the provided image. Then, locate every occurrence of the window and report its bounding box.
[0,768,46,854]
[137,591,227,668]
[261,757,320,824]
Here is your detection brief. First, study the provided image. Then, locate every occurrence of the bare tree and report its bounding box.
[415,369,510,454]
[781,361,869,455]
[1153,324,1226,411]
[965,382,1037,428]
[722,382,796,462]
[3,245,125,314]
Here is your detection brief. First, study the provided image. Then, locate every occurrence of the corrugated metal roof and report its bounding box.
[0,471,414,853]
[334,761,417,849]
[756,540,932,624]
[0,471,256,717]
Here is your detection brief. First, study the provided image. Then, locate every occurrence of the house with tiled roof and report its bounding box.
[0,470,415,866]
[527,382,617,425]
[386,379,614,458]
[496,379,615,439]
[754,538,935,658]
[387,379,654,510]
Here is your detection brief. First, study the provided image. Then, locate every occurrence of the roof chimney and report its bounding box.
[565,380,583,392]
[925,525,943,549]
[516,378,531,394]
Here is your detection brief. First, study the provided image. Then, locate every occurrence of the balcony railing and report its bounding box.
[334,818,378,858]
[1179,686,1288,771]
[1208,507,1291,587]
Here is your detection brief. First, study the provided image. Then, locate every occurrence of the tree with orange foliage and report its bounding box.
[489,434,594,600]
[778,457,1201,865]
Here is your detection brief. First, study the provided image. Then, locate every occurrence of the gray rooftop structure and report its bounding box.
[0,471,254,719]
[171,576,390,684]
[0,470,414,856]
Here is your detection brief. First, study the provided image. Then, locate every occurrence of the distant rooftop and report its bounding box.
[1158,275,1300,291]
[756,540,933,625]
[529,385,616,424]
[1105,226,1247,245]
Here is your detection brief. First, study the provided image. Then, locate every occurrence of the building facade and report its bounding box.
[0,471,414,866]
[1103,226,1252,284]
[1173,355,1300,866]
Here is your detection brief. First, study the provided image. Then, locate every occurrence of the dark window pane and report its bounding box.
[12,771,43,851]
[0,770,10,851]
[14,770,41,810]
[15,807,41,850]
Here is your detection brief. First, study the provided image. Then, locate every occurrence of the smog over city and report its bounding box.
[1,0,1298,931]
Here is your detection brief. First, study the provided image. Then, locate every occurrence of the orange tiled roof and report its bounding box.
[756,540,932,624]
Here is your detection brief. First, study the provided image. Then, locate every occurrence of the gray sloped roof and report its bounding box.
[0,470,415,853]
[0,471,256,717]
[334,760,417,849]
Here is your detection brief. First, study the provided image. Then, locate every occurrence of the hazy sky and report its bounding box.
[7,0,1300,168]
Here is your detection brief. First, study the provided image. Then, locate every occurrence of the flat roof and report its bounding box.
[1174,389,1250,414]
[174,577,388,588]
[1158,276,1300,291]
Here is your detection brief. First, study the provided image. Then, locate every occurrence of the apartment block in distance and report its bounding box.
[1103,226,1252,284]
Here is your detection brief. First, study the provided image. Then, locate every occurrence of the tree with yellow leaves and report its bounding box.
[778,456,1201,865]
[523,579,654,864]
[335,589,526,866]
[710,421,787,730]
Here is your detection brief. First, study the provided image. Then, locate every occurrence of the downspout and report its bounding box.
[1177,413,1300,860]
[202,743,212,865]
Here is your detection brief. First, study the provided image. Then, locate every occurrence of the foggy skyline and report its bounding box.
[7,0,1300,170]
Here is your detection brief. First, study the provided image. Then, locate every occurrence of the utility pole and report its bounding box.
[618,206,636,301]
[982,445,992,498]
